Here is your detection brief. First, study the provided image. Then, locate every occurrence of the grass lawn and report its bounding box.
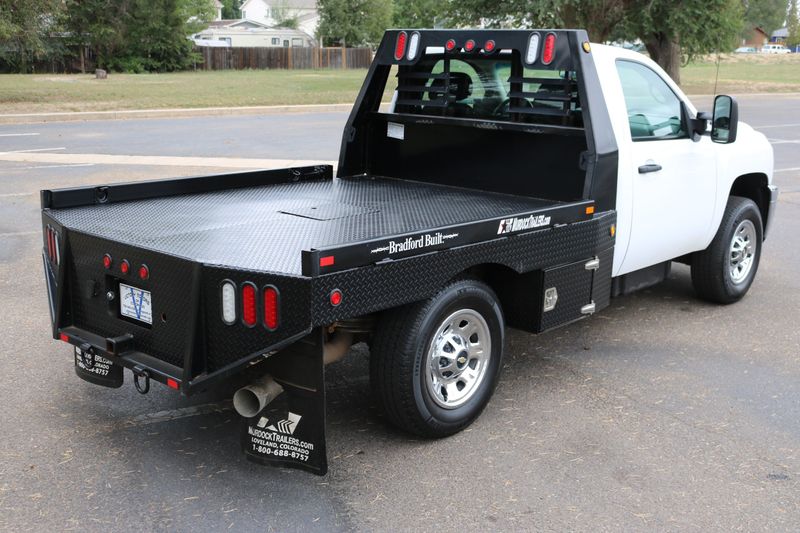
[680,53,800,95]
[0,54,799,115]
[0,69,371,114]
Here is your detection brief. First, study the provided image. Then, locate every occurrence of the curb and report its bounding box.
[0,103,357,125]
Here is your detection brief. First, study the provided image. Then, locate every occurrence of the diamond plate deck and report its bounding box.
[50,176,563,275]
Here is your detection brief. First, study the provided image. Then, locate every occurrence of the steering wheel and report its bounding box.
[492,97,533,116]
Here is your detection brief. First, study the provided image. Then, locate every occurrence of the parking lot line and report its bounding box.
[0,133,40,137]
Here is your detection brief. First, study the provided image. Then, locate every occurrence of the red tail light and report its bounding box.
[263,286,279,330]
[445,39,456,51]
[120,259,130,275]
[394,31,408,60]
[103,253,113,269]
[464,39,476,52]
[138,264,149,280]
[46,227,54,261]
[242,283,257,327]
[484,40,496,53]
[542,33,556,65]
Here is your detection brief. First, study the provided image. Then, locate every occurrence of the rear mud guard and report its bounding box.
[241,328,328,475]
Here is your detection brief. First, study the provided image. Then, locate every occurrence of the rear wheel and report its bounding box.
[370,279,504,438]
[691,196,763,304]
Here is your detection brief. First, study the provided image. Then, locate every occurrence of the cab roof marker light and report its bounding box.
[525,33,541,64]
[394,31,408,60]
[542,32,556,65]
[221,280,237,325]
[407,32,420,60]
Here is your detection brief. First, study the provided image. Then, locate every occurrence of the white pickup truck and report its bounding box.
[42,29,777,474]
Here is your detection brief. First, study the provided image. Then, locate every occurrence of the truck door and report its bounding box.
[615,60,717,275]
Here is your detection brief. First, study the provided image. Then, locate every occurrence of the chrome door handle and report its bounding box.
[638,163,663,174]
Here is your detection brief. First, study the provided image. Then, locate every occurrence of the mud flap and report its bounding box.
[241,328,328,475]
[74,346,124,388]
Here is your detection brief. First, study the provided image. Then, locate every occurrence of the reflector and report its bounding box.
[221,281,236,325]
[394,31,408,60]
[242,283,257,327]
[330,289,343,306]
[263,286,279,330]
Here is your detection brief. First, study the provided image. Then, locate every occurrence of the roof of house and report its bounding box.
[240,0,317,10]
[773,27,789,38]
[753,27,768,37]
[206,19,270,29]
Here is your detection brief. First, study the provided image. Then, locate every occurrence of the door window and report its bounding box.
[616,60,686,141]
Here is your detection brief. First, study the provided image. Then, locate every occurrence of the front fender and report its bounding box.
[705,123,774,245]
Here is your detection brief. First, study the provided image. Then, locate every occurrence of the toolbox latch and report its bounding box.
[584,257,600,271]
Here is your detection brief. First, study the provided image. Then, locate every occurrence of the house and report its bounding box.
[771,27,788,44]
[239,0,319,38]
[193,20,315,48]
[741,27,769,48]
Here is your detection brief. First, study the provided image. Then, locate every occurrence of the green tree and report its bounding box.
[742,0,789,36]
[220,0,242,19]
[623,0,743,84]
[0,0,65,72]
[317,0,393,46]
[445,0,743,84]
[393,0,445,28]
[63,0,214,72]
[788,0,800,48]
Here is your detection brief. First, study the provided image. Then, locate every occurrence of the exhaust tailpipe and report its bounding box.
[233,331,354,418]
[233,374,284,418]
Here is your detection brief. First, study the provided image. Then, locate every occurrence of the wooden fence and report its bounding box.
[194,46,372,70]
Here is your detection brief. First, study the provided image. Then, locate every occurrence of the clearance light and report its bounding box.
[585,205,595,215]
[320,255,335,268]
[242,283,257,327]
[59,333,69,343]
[394,31,408,60]
[138,264,149,280]
[484,40,496,53]
[330,289,343,307]
[263,286,279,330]
[166,378,179,390]
[542,33,556,65]
[464,39,476,52]
[221,281,237,325]
[525,33,541,64]
[103,254,113,269]
[407,32,421,60]
[120,260,130,275]
[445,39,457,51]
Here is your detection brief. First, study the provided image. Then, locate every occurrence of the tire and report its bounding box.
[370,279,505,438]
[691,196,763,304]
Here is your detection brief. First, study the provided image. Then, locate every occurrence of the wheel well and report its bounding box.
[460,263,536,322]
[730,173,769,229]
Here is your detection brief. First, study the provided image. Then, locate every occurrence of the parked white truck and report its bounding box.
[42,30,777,474]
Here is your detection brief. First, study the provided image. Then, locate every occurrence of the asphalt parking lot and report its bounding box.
[1,93,799,531]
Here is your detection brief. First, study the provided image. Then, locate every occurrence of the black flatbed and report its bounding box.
[49,175,578,276]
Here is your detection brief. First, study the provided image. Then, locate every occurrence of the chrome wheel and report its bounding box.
[729,219,756,284]
[425,309,491,409]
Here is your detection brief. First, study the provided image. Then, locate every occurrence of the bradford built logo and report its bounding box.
[497,214,552,235]
[371,232,459,255]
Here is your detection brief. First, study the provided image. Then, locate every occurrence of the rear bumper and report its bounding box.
[765,184,779,239]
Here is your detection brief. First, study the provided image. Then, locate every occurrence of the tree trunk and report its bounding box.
[644,33,681,85]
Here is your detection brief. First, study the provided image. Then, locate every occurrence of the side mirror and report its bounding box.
[712,95,738,144]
